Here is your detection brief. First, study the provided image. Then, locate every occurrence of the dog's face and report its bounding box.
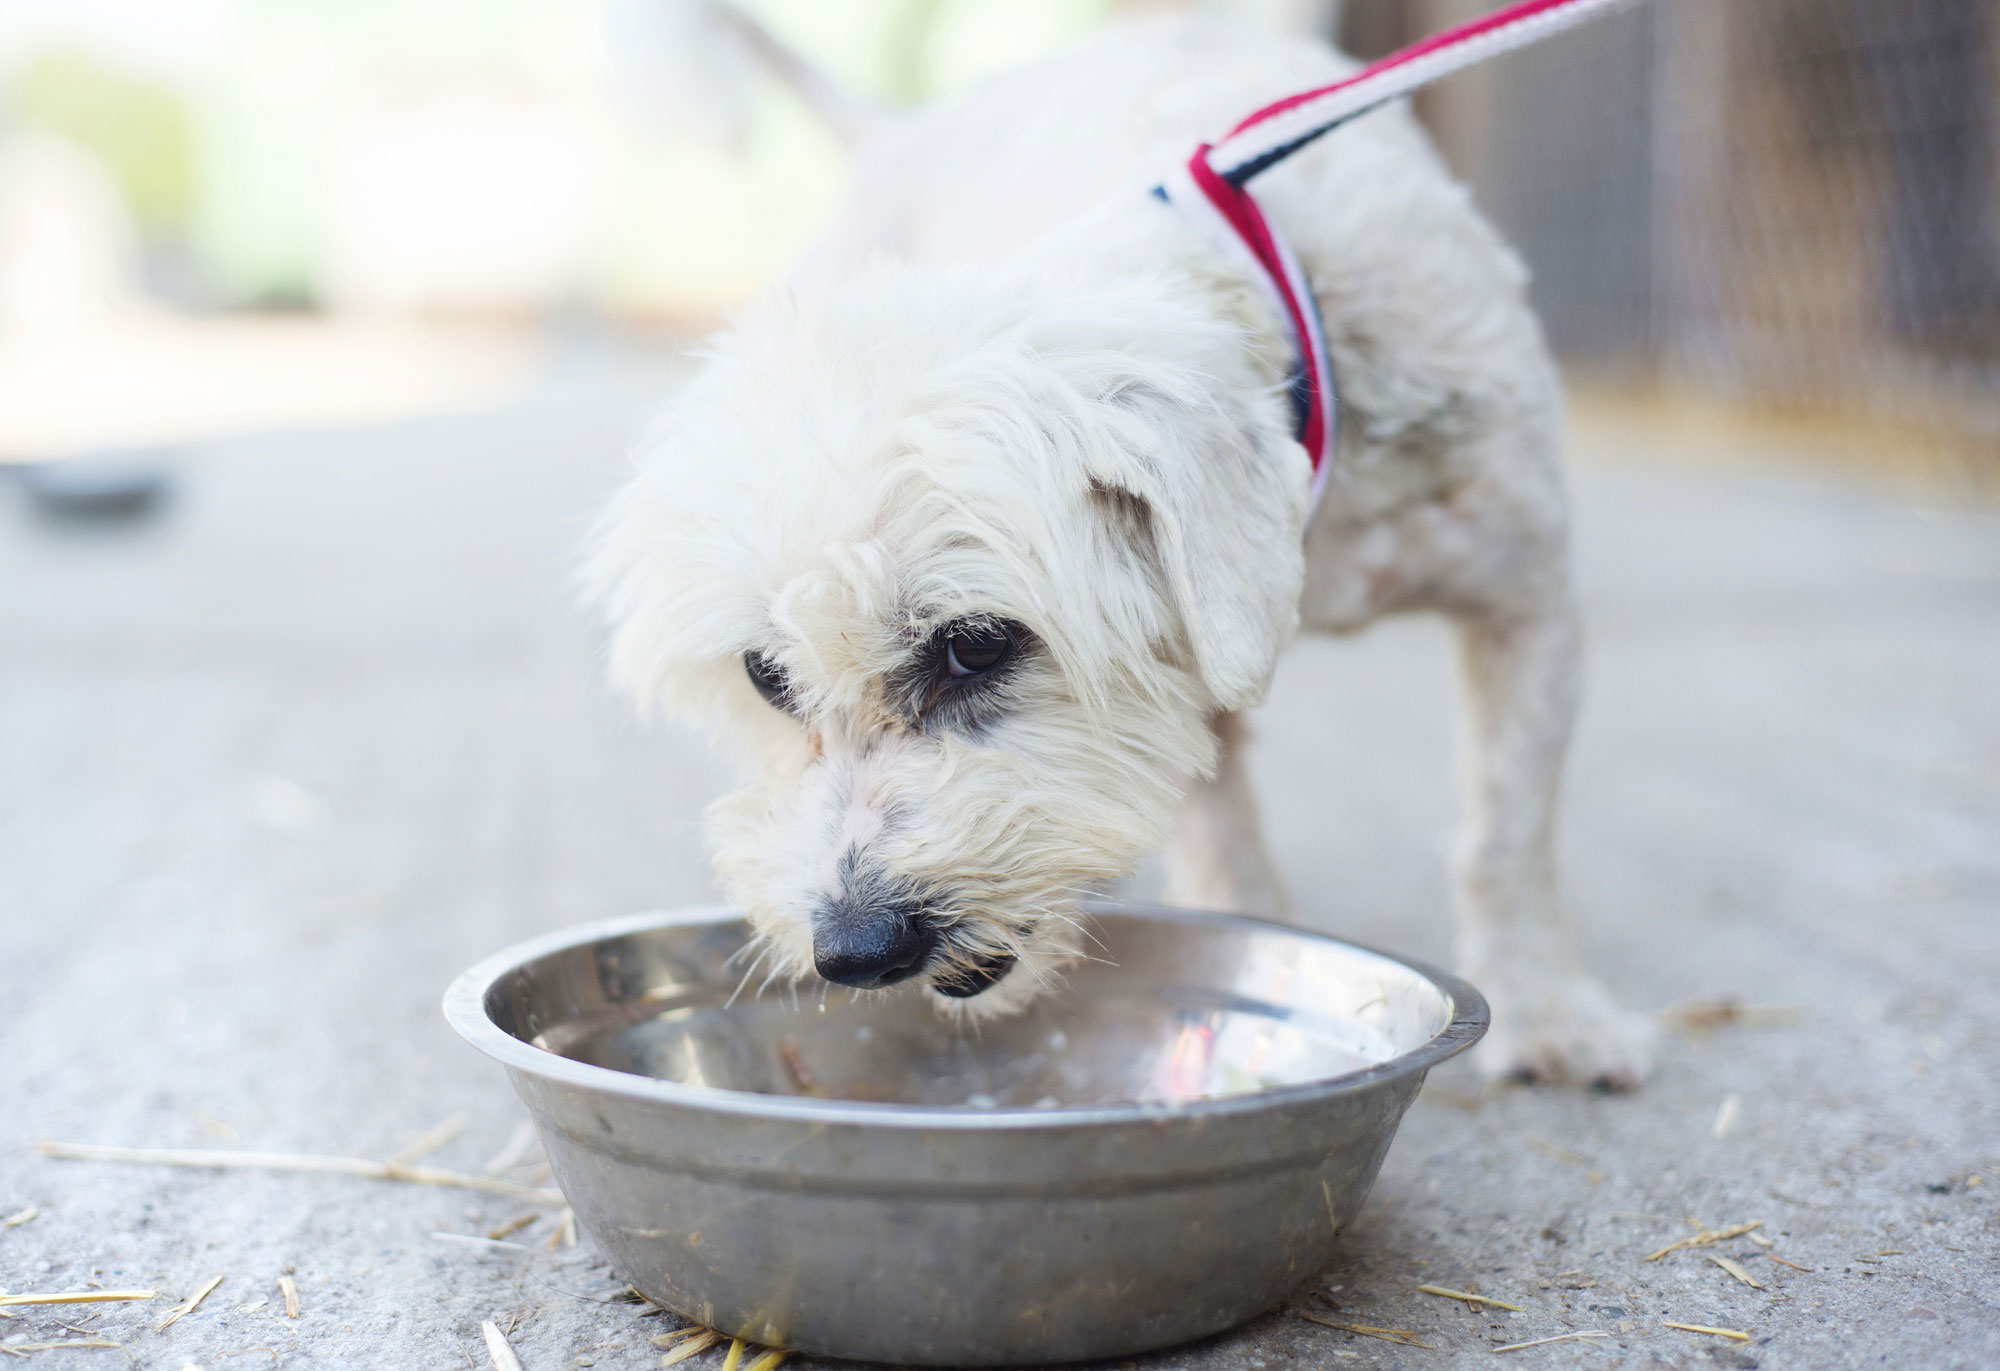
[587,259,1306,1009]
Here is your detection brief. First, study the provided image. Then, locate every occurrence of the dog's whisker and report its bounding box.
[1033,905,1102,946]
[754,955,793,1001]
[723,938,775,1009]
[1007,897,1096,946]
[722,942,758,970]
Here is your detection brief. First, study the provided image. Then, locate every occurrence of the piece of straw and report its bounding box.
[487,1213,538,1242]
[38,1141,565,1207]
[4,1342,121,1353]
[432,1232,529,1254]
[778,1040,821,1096]
[744,1352,787,1371]
[660,1329,723,1366]
[1294,1311,1431,1348]
[1660,998,1806,1032]
[622,1291,669,1318]
[388,1114,468,1168]
[1645,1220,1763,1261]
[157,1274,225,1331]
[652,1327,708,1348]
[482,1319,526,1371]
[0,1291,157,1308]
[720,1338,746,1371]
[550,1208,578,1249]
[1707,1254,1763,1289]
[483,1122,540,1175]
[1493,1332,1608,1353]
[1,1207,37,1229]
[278,1276,300,1318]
[1662,1321,1752,1341]
[1768,1253,1814,1272]
[1419,1284,1525,1313]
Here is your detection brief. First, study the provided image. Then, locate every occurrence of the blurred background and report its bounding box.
[2,0,1995,479]
[0,0,1128,466]
[3,5,1996,1364]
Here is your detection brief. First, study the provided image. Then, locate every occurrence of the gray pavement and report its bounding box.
[2,352,1996,1370]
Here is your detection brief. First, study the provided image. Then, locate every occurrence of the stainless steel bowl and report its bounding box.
[443,903,1485,1365]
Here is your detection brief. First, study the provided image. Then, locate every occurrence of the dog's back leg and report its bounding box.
[1448,587,1656,1088]
[1164,712,1289,918]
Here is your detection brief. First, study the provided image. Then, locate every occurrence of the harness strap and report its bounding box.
[1155,0,1639,507]
[1156,155,1339,510]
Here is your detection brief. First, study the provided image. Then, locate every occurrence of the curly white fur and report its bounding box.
[585,16,1654,1084]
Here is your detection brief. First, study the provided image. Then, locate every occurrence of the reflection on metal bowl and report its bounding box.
[444,902,1486,1365]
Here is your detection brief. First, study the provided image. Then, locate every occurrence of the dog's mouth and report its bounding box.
[931,949,1017,999]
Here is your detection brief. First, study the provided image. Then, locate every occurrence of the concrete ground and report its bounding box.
[2,352,1995,1370]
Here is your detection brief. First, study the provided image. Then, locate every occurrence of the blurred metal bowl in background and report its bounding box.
[444,903,1486,1365]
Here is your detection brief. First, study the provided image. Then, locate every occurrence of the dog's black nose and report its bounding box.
[812,897,937,989]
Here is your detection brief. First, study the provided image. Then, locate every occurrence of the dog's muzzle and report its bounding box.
[811,895,937,989]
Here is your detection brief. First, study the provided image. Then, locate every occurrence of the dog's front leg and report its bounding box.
[1451,595,1656,1089]
[1163,712,1288,917]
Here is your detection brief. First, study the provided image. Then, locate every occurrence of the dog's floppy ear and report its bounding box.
[1085,389,1309,711]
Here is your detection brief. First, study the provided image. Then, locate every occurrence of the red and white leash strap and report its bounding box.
[1157,0,1639,508]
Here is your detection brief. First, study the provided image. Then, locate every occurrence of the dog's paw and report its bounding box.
[1468,964,1657,1091]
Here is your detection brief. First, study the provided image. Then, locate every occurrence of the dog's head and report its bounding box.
[586,257,1307,1009]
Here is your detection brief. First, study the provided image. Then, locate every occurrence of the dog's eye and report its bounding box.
[944,623,1011,677]
[744,651,792,709]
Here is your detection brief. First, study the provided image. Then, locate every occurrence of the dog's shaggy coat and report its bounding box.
[587,14,1655,1086]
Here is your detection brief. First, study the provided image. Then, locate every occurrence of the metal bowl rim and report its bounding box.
[442,901,1488,1132]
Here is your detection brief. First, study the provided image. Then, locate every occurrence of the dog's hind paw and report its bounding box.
[1468,967,1657,1091]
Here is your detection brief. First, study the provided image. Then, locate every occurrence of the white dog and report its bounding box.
[587,9,1655,1087]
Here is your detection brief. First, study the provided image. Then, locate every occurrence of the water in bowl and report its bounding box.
[538,977,1400,1110]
